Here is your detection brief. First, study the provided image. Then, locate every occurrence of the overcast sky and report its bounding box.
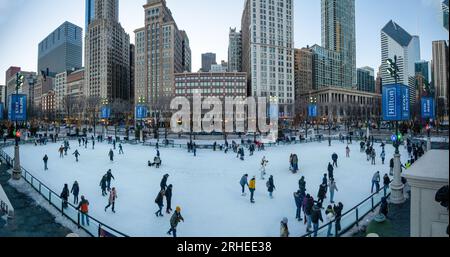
[0,0,448,84]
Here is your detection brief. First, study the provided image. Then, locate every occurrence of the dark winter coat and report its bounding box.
[334,203,344,218]
[170,211,184,228]
[165,186,173,201]
[304,197,314,215]
[155,192,164,206]
[390,159,395,168]
[267,177,275,193]
[328,164,334,177]
[71,183,79,196]
[311,206,323,224]
[43,156,48,163]
[294,192,305,208]
[299,179,306,193]
[383,176,391,186]
[318,184,327,199]
[60,186,69,200]
[160,175,169,189]
[380,198,388,216]
[106,171,115,182]
[100,176,107,189]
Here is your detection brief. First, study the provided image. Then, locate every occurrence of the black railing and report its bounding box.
[301,189,391,237]
[0,149,129,238]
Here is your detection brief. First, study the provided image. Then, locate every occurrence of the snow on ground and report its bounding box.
[4,140,409,237]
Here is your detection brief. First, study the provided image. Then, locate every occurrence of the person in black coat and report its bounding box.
[155,190,165,217]
[380,197,389,218]
[389,158,395,176]
[317,183,327,208]
[105,169,115,191]
[383,174,391,196]
[311,204,323,237]
[294,190,304,221]
[267,175,276,198]
[160,174,169,191]
[60,184,70,208]
[333,202,344,233]
[332,153,339,167]
[71,181,80,204]
[299,177,306,195]
[327,163,334,180]
[165,184,173,214]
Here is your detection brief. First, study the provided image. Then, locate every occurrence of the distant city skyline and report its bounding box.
[0,0,448,84]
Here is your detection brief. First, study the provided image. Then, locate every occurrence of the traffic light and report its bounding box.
[16,73,24,89]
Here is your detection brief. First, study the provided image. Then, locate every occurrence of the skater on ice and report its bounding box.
[328,178,338,204]
[331,153,338,168]
[294,190,305,221]
[371,171,381,193]
[119,144,124,154]
[249,176,256,203]
[105,169,115,191]
[325,205,335,237]
[240,174,249,196]
[280,217,289,237]
[108,149,114,162]
[311,204,323,237]
[155,189,165,217]
[327,163,334,180]
[71,181,79,205]
[333,202,344,233]
[105,187,117,213]
[77,196,90,226]
[160,174,169,191]
[100,175,108,196]
[380,150,386,165]
[165,184,173,214]
[60,184,70,209]
[72,150,81,162]
[267,175,275,199]
[299,176,306,195]
[167,206,184,237]
[317,183,327,208]
[260,157,268,180]
[43,154,49,170]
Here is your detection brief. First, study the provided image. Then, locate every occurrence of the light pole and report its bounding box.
[386,55,405,204]
[12,73,25,180]
[101,98,109,139]
[138,96,145,143]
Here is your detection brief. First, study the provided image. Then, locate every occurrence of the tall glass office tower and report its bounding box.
[85,0,95,32]
[321,0,356,88]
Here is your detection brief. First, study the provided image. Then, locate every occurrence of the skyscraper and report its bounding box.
[228,28,242,72]
[85,0,130,102]
[432,40,449,120]
[357,67,375,93]
[85,0,95,32]
[443,0,449,31]
[381,20,421,104]
[321,0,356,88]
[134,0,191,110]
[241,0,295,117]
[201,53,217,72]
[37,21,82,75]
[415,60,430,83]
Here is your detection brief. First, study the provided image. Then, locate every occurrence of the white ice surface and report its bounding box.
[4,140,409,237]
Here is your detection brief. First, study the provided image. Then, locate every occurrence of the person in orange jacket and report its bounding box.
[77,195,90,226]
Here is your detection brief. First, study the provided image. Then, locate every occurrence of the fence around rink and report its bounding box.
[0,148,129,238]
[0,134,396,238]
[301,189,392,237]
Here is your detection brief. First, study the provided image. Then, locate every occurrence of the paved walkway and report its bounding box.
[0,164,72,237]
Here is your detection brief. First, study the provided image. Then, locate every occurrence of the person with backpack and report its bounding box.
[60,184,70,209]
[71,181,80,205]
[105,187,117,213]
[167,206,184,237]
[43,155,49,170]
[155,190,165,217]
[294,190,305,221]
[267,175,276,199]
[280,217,290,237]
[311,204,323,237]
[77,196,90,226]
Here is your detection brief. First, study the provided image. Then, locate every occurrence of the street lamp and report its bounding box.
[386,55,405,204]
[12,73,25,180]
[138,96,146,143]
[101,98,109,139]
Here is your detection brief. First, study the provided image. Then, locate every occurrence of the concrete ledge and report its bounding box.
[0,184,14,219]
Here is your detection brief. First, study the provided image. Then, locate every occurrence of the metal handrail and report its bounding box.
[0,149,129,237]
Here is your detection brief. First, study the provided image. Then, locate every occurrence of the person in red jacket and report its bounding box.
[77,195,90,226]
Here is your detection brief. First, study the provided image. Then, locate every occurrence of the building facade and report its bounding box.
[241,0,295,118]
[321,0,356,88]
[85,0,130,103]
[294,47,313,115]
[415,60,430,83]
[357,67,375,93]
[228,28,242,72]
[375,66,383,94]
[134,0,191,111]
[3,67,21,104]
[443,0,449,31]
[381,20,421,105]
[6,70,37,113]
[432,40,449,121]
[130,44,135,103]
[38,22,82,74]
[311,44,344,89]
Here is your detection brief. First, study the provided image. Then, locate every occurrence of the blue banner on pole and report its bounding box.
[101,106,111,119]
[8,94,27,121]
[382,84,410,121]
[308,104,318,118]
[421,97,435,119]
[0,103,4,120]
[135,105,148,119]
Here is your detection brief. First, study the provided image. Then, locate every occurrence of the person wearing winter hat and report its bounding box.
[325,205,335,237]
[280,217,289,237]
[167,206,184,238]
